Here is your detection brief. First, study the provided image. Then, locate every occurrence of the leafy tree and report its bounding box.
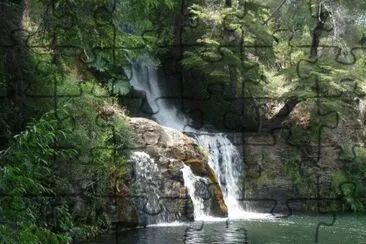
[181,0,366,130]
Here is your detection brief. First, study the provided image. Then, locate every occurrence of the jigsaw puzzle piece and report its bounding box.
[123,58,187,119]
[335,46,366,66]
[113,124,210,225]
[176,2,267,101]
[296,58,362,101]
[225,219,249,243]
[183,221,204,244]
[108,159,148,229]
[179,43,267,101]
[0,0,28,48]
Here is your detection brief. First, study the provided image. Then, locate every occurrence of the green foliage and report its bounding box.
[182,0,366,115]
[0,0,148,241]
[0,112,73,243]
[182,1,272,98]
[339,182,365,212]
[0,85,134,242]
[0,53,134,242]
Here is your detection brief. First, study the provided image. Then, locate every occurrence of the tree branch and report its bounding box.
[264,0,288,24]
[262,99,299,130]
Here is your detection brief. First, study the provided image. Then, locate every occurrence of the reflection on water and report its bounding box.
[82,214,366,244]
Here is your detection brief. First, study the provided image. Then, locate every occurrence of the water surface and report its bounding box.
[84,214,366,244]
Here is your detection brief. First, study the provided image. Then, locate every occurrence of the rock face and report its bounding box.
[112,117,228,227]
[242,131,342,214]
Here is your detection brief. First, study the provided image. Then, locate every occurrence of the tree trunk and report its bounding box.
[229,66,236,99]
[1,0,27,99]
[262,99,299,131]
[262,2,329,131]
[309,2,329,59]
[0,0,29,148]
[225,0,231,8]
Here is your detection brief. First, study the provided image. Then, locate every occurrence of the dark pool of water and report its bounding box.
[82,214,366,244]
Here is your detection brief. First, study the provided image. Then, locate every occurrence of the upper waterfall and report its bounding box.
[128,58,192,132]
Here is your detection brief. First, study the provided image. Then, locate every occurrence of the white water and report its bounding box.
[131,151,159,182]
[180,165,208,220]
[128,59,191,131]
[128,58,272,220]
[130,151,164,223]
[195,134,246,218]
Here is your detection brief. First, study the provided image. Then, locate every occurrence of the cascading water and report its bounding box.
[130,151,165,224]
[128,57,268,220]
[195,134,246,218]
[180,165,208,219]
[128,59,191,131]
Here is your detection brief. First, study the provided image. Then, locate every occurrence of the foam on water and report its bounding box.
[147,221,190,227]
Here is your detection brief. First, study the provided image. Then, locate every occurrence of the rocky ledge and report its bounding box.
[111,117,228,228]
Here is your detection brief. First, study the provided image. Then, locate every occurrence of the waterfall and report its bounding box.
[128,58,257,220]
[195,134,246,218]
[130,151,165,224]
[180,165,207,220]
[128,59,191,131]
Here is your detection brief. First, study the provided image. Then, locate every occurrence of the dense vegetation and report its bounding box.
[1,0,366,242]
[0,0,157,242]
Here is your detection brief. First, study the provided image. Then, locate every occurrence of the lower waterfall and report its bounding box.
[195,134,246,218]
[180,164,207,220]
[130,151,166,224]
